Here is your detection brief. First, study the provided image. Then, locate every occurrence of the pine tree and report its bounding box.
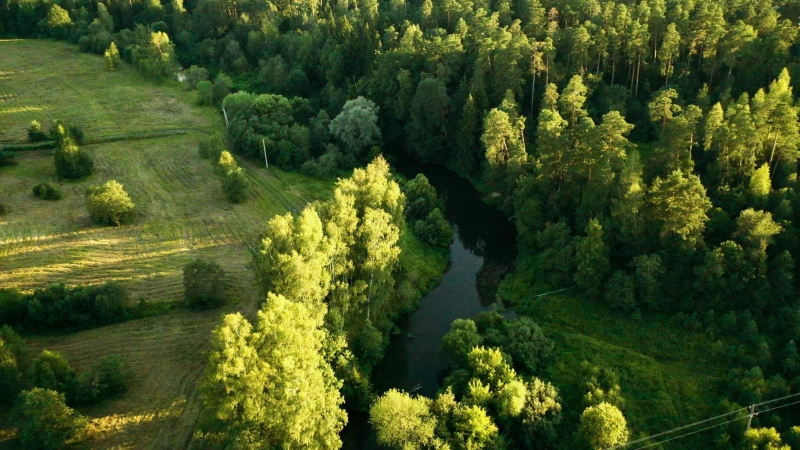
[574,218,610,298]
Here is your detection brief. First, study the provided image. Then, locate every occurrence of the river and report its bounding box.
[341,161,518,449]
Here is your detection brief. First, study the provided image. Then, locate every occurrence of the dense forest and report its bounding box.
[5,0,800,447]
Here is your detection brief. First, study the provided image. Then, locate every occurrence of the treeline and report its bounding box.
[0,283,131,332]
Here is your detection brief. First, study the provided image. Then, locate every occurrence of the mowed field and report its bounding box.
[0,40,332,448]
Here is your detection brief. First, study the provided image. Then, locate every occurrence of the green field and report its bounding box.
[0,40,333,448]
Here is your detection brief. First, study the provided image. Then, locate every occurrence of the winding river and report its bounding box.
[342,161,518,449]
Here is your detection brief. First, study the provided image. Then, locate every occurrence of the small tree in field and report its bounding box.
[105,42,120,70]
[86,180,135,226]
[183,259,227,309]
[222,167,248,203]
[12,388,87,450]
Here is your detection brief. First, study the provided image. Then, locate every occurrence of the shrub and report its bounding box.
[22,283,130,332]
[54,138,93,180]
[0,149,18,167]
[404,174,441,222]
[604,271,636,310]
[198,134,225,161]
[0,203,7,215]
[196,81,213,105]
[212,73,233,106]
[222,167,248,203]
[0,334,24,404]
[73,354,131,404]
[184,65,209,90]
[32,183,63,200]
[300,146,342,178]
[414,208,453,247]
[27,120,48,142]
[32,350,75,396]
[217,150,238,175]
[183,259,227,309]
[12,388,88,450]
[86,180,135,226]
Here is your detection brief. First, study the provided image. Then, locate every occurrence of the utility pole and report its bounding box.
[222,107,229,127]
[746,405,757,429]
[262,139,269,169]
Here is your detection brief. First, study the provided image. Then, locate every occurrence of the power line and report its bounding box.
[605,391,800,450]
[626,415,750,450]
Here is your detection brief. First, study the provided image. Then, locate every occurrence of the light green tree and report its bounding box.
[578,402,629,450]
[86,180,135,226]
[646,170,712,248]
[201,294,347,449]
[104,42,120,70]
[370,389,437,450]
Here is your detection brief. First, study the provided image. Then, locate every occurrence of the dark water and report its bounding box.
[341,161,518,449]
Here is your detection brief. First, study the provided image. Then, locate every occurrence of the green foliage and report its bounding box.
[212,74,233,106]
[200,294,347,449]
[131,29,175,80]
[0,149,17,167]
[442,319,484,365]
[574,219,610,298]
[53,129,93,180]
[183,259,227,309]
[73,354,132,405]
[227,93,310,168]
[578,402,629,450]
[195,81,213,105]
[414,208,453,247]
[329,96,382,161]
[32,350,75,395]
[12,388,88,450]
[743,427,790,450]
[0,327,26,404]
[3,283,130,332]
[604,271,636,310]
[403,174,441,222]
[197,133,224,161]
[104,42,120,70]
[32,183,62,200]
[370,389,437,450]
[27,120,48,142]
[42,5,72,40]
[86,180,135,226]
[184,65,209,89]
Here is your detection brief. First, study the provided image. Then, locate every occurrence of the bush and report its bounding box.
[604,271,636,310]
[196,81,213,105]
[32,350,75,395]
[86,180,135,226]
[222,167,248,203]
[414,208,453,247]
[404,174,441,222]
[184,65,209,90]
[300,146,342,178]
[0,203,7,215]
[0,331,24,404]
[183,259,227,309]
[54,138,93,180]
[12,388,88,450]
[22,283,130,332]
[0,149,18,167]
[217,150,238,175]
[27,120,48,142]
[32,183,63,200]
[198,134,225,161]
[212,73,233,106]
[73,354,131,404]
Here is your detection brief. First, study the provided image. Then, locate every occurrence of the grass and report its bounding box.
[500,265,732,449]
[0,39,335,448]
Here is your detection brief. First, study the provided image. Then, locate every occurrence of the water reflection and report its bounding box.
[340,161,518,449]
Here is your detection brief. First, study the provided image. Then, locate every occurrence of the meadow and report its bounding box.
[0,39,332,448]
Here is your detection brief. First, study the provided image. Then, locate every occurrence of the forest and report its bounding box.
[4,0,800,447]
